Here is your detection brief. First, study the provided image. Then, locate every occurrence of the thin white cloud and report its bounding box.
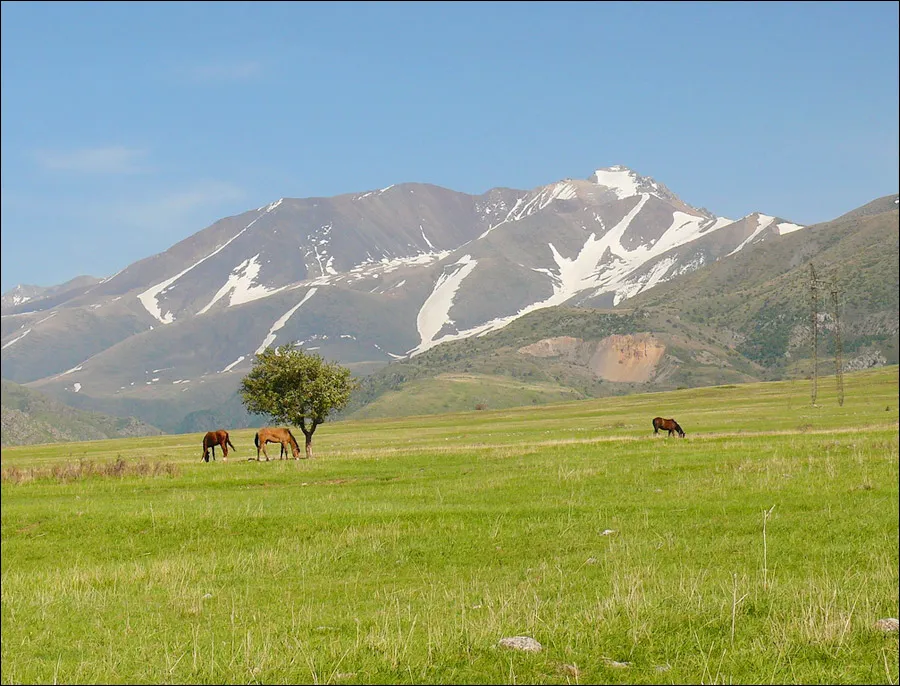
[32,146,148,174]
[180,60,262,84]
[107,180,248,233]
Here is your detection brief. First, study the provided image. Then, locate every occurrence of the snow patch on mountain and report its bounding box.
[198,255,287,315]
[475,197,513,223]
[727,214,777,256]
[474,186,575,242]
[612,256,679,303]
[1,328,32,350]
[359,251,451,273]
[776,220,804,235]
[303,223,339,277]
[574,205,725,305]
[505,182,580,224]
[644,211,720,255]
[220,355,245,373]
[139,202,279,323]
[420,225,437,251]
[592,166,642,198]
[407,189,748,355]
[407,196,651,356]
[409,255,479,355]
[257,198,284,212]
[255,287,318,354]
[1,311,59,350]
[309,243,337,277]
[703,216,736,233]
[539,194,652,304]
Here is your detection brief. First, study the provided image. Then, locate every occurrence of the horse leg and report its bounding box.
[221,439,228,459]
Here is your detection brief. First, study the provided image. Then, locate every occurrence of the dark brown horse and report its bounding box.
[254,427,301,461]
[652,417,685,438]
[202,430,236,462]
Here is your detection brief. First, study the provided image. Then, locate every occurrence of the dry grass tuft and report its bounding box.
[2,457,179,484]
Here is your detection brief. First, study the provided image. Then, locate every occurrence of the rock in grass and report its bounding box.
[498,636,542,652]
[559,663,580,677]
[875,618,899,632]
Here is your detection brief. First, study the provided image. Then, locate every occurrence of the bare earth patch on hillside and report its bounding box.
[518,333,665,382]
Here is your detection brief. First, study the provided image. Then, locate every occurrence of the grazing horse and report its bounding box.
[254,427,301,461]
[652,417,685,438]
[202,430,236,462]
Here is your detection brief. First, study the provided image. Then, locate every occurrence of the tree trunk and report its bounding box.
[299,420,319,459]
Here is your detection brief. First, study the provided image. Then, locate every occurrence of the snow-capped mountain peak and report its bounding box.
[2,165,811,422]
[590,165,667,199]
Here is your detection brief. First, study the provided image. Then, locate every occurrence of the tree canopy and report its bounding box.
[239,343,357,458]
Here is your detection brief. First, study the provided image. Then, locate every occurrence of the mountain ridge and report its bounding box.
[2,166,894,436]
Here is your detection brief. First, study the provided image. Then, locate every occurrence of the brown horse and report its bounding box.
[202,430,236,462]
[254,427,301,461]
[652,417,685,438]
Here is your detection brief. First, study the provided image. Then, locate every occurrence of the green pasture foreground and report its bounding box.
[2,368,898,684]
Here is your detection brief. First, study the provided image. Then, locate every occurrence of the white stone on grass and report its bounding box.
[498,636,542,652]
[875,618,899,632]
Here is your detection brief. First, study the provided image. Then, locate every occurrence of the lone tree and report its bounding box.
[239,343,357,459]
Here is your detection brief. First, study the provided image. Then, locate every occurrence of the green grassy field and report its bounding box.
[2,367,898,684]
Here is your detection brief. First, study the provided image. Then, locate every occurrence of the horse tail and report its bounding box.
[254,432,260,449]
[227,435,236,451]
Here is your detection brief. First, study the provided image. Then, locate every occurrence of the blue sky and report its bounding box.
[2,1,897,293]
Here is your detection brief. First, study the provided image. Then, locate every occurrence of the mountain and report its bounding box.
[344,194,898,418]
[1,379,163,446]
[0,275,102,311]
[1,166,895,432]
[622,193,899,371]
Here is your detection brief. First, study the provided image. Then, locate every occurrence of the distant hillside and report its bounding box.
[1,379,163,446]
[622,193,899,373]
[0,275,101,311]
[340,306,764,419]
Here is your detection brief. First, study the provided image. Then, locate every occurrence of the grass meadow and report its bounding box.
[2,367,898,684]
